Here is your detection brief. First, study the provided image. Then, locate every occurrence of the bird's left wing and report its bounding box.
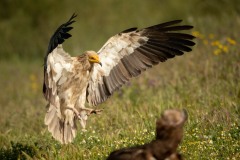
[87,20,195,106]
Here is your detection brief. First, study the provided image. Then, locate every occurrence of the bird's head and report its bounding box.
[86,51,102,66]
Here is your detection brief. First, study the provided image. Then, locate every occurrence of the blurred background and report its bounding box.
[0,0,239,159]
[0,0,239,59]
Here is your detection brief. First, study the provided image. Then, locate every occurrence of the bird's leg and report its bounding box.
[77,107,103,131]
[80,107,103,116]
[65,107,89,131]
[65,107,82,119]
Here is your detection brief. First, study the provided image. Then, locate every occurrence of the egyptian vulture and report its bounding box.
[43,13,195,144]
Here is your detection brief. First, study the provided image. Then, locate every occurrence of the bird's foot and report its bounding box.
[65,107,82,119]
[77,108,103,130]
[66,107,103,129]
[85,108,103,115]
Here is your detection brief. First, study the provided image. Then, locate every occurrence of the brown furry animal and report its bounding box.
[106,109,188,160]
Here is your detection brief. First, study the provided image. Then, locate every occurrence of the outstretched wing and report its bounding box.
[43,13,77,101]
[87,20,195,106]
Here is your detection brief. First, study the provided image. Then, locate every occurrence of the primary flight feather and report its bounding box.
[43,13,195,144]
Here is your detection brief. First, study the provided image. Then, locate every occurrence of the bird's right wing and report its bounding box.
[43,14,77,104]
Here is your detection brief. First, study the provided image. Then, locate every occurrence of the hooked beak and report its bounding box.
[99,62,102,66]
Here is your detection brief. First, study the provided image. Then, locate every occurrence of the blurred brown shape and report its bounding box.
[106,109,188,160]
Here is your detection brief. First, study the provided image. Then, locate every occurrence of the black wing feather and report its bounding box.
[47,13,76,54]
[121,27,138,33]
[43,13,77,96]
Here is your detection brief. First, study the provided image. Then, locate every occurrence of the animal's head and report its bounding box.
[85,51,102,66]
[156,109,188,141]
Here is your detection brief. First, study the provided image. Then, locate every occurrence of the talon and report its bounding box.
[90,109,103,115]
[76,114,82,120]
[66,107,82,120]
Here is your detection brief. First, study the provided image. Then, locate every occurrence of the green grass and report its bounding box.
[0,0,240,159]
[0,33,239,159]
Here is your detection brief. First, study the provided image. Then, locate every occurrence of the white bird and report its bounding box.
[43,13,195,144]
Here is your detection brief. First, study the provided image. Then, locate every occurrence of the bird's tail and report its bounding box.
[44,104,77,144]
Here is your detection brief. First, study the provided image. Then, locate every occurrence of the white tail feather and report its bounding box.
[45,104,77,144]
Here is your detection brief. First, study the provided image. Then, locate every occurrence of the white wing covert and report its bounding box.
[45,45,72,107]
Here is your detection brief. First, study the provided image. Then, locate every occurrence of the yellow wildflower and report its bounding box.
[29,74,38,93]
[222,46,229,53]
[227,38,236,45]
[192,31,204,39]
[218,43,223,49]
[192,31,200,37]
[31,82,38,93]
[213,49,221,55]
[211,41,220,46]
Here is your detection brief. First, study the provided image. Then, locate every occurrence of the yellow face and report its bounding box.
[86,51,102,65]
